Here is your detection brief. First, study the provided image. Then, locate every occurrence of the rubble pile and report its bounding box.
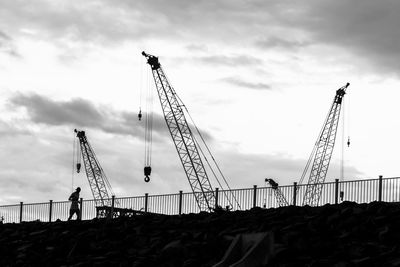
[1,201,400,266]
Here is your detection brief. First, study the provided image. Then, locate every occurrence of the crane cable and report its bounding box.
[138,56,143,121]
[87,141,118,206]
[298,98,334,186]
[143,66,153,180]
[176,94,241,209]
[72,132,76,192]
[341,97,345,182]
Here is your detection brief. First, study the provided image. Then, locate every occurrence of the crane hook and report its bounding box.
[138,109,142,121]
[347,136,350,147]
[76,163,81,173]
[144,166,151,183]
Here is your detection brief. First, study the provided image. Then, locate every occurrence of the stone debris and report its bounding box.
[0,201,400,266]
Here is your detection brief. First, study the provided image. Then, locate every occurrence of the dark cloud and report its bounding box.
[221,77,272,91]
[9,93,165,140]
[277,0,400,75]
[9,93,213,142]
[0,31,10,40]
[2,0,399,74]
[0,30,20,57]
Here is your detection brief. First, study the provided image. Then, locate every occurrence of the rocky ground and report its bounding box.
[1,201,400,266]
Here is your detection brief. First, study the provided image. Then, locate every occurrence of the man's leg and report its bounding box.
[68,209,74,221]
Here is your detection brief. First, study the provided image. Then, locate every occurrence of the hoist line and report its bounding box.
[341,98,346,182]
[148,70,154,165]
[176,94,241,209]
[144,67,154,167]
[298,96,337,186]
[191,132,234,208]
[86,140,117,206]
[72,132,76,192]
[139,55,143,111]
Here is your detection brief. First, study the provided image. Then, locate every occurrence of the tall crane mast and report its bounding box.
[142,51,215,212]
[300,83,349,206]
[75,129,114,208]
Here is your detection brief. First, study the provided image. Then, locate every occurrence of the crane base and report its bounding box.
[96,206,150,219]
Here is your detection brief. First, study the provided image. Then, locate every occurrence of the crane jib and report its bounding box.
[302,83,350,206]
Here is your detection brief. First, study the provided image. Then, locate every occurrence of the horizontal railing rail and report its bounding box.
[1,176,399,224]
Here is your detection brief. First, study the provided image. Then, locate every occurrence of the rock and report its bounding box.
[2,202,400,265]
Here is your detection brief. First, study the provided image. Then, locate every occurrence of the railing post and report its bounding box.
[378,175,383,202]
[293,182,297,206]
[144,193,149,213]
[79,198,83,220]
[253,185,257,208]
[110,195,115,219]
[178,190,183,215]
[215,188,219,209]
[19,202,23,223]
[335,179,339,204]
[49,200,53,222]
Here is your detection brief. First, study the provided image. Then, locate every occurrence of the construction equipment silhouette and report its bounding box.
[268,83,349,206]
[142,51,240,211]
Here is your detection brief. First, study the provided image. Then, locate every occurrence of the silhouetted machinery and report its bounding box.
[268,83,349,207]
[265,178,289,207]
[142,51,239,212]
[300,83,349,206]
[74,129,144,218]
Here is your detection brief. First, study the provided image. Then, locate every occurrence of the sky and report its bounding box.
[1,0,400,204]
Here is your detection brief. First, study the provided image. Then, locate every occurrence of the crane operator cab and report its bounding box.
[144,166,151,182]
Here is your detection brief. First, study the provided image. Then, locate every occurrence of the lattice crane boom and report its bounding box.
[142,51,215,211]
[266,179,289,207]
[75,129,114,207]
[301,83,349,206]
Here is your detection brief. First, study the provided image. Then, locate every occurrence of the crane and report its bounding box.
[74,129,162,217]
[142,51,219,212]
[300,83,350,206]
[265,178,289,207]
[75,129,115,208]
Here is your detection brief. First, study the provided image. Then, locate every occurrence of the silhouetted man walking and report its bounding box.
[68,187,81,221]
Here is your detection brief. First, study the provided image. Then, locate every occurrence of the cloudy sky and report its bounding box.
[1,0,400,204]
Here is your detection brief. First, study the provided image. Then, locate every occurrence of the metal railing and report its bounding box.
[1,176,399,224]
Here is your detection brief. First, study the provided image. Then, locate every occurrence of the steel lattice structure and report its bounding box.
[302,83,349,206]
[142,51,215,211]
[75,130,112,207]
[266,179,289,207]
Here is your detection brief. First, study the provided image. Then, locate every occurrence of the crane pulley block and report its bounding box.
[138,109,142,121]
[76,163,81,173]
[144,166,151,182]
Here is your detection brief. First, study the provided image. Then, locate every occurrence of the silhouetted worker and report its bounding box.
[68,187,81,221]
